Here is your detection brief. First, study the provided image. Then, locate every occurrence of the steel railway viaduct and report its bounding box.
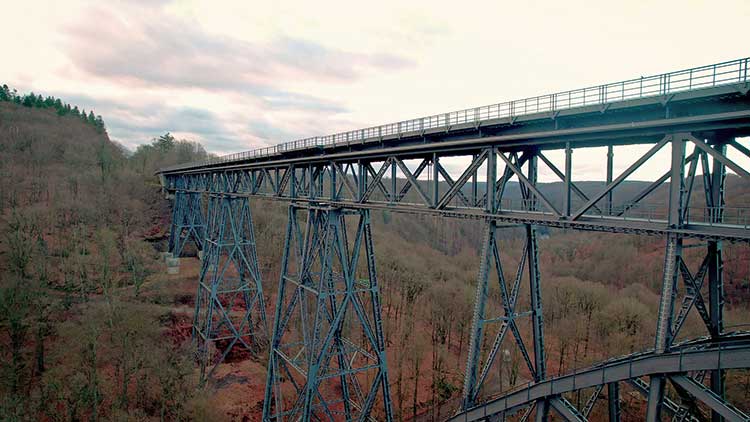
[158,58,750,421]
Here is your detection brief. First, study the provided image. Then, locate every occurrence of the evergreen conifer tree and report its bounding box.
[23,93,35,107]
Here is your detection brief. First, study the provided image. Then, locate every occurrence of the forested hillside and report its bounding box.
[0,98,748,421]
[0,99,212,421]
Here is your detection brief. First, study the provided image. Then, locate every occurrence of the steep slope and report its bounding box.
[0,101,215,421]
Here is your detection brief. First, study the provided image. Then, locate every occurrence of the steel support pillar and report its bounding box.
[606,145,614,215]
[462,220,495,409]
[607,382,620,422]
[461,220,547,420]
[647,134,685,421]
[432,153,440,208]
[563,142,572,217]
[528,154,538,212]
[168,190,205,257]
[708,140,727,422]
[263,204,392,422]
[192,193,267,383]
[527,224,548,422]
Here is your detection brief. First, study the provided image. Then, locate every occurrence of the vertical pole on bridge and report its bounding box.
[472,153,479,207]
[330,161,338,202]
[486,148,497,213]
[647,134,685,422]
[462,147,497,410]
[263,204,392,422]
[358,161,367,202]
[607,382,621,422]
[462,219,494,410]
[707,138,728,422]
[527,222,548,422]
[192,193,267,384]
[168,187,206,257]
[526,149,548,421]
[432,153,440,208]
[391,158,397,204]
[528,152,538,212]
[606,145,614,215]
[563,142,572,218]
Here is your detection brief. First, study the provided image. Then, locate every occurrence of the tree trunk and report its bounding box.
[34,324,45,375]
[413,357,421,420]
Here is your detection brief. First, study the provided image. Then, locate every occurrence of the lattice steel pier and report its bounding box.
[262,204,392,421]
[192,193,267,382]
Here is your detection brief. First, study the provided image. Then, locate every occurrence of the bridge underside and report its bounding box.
[160,61,750,422]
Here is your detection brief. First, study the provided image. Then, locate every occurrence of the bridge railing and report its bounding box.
[160,57,749,173]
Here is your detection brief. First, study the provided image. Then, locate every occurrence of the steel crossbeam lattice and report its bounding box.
[158,57,750,422]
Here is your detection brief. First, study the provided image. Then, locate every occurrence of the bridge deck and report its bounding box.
[159,57,750,175]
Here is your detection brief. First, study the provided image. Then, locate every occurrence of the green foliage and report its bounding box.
[0,278,32,395]
[123,240,154,297]
[22,93,34,107]
[4,212,38,277]
[0,274,53,419]
[156,132,175,153]
[434,376,458,401]
[130,132,210,177]
[0,84,10,101]
[0,82,106,133]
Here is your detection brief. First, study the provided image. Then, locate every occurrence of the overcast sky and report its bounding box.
[2,0,748,180]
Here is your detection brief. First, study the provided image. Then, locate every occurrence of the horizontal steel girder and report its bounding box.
[167,196,750,242]
[162,125,750,242]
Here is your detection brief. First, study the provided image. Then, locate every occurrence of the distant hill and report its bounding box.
[0,98,219,421]
[0,83,105,133]
[465,179,656,208]
[0,100,206,290]
[0,101,123,213]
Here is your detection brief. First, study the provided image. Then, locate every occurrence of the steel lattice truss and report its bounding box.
[263,205,392,422]
[161,132,750,242]
[192,194,268,382]
[158,58,750,422]
[168,190,205,257]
